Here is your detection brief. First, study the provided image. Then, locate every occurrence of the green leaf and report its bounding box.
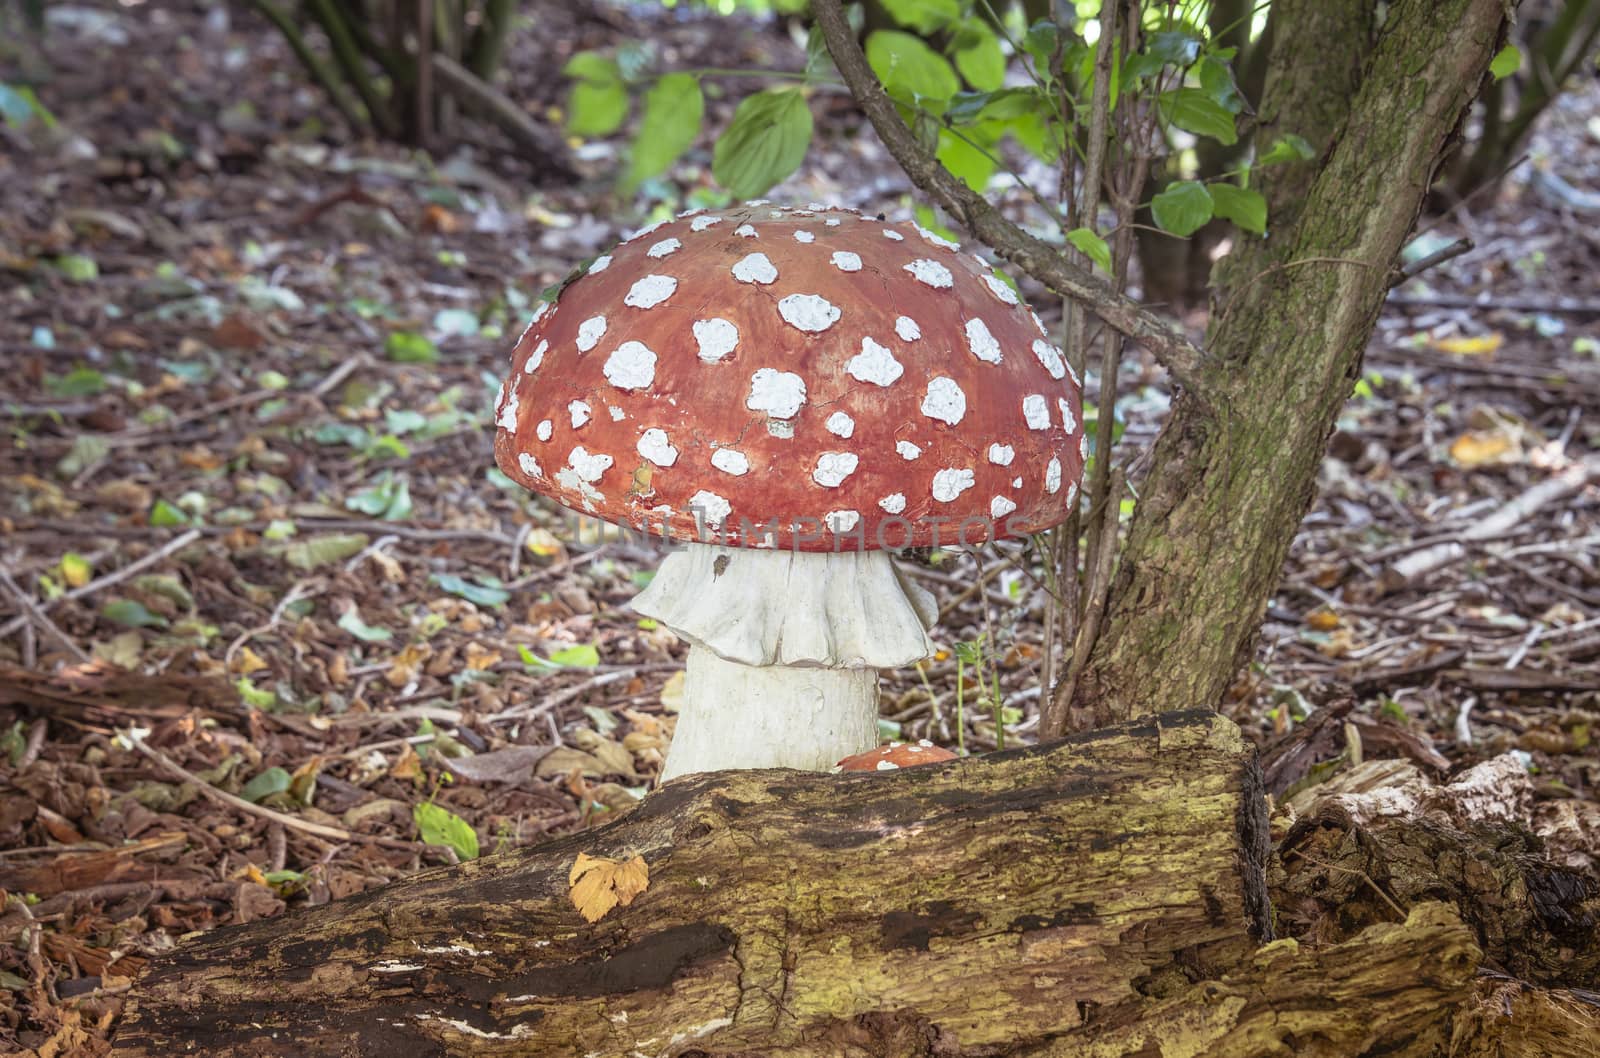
[623,73,704,194]
[936,129,996,193]
[1258,134,1315,167]
[241,767,291,804]
[54,254,98,282]
[280,533,369,570]
[235,677,279,709]
[867,30,960,113]
[953,24,1006,92]
[549,643,601,668]
[384,409,427,435]
[385,331,438,364]
[102,599,167,629]
[345,475,412,520]
[879,0,959,33]
[1159,88,1237,145]
[1209,183,1267,234]
[564,52,628,137]
[712,89,813,199]
[1146,30,1201,65]
[1021,20,1058,72]
[338,607,394,643]
[1489,44,1521,82]
[149,498,190,527]
[43,367,106,397]
[1151,181,1215,237]
[430,572,510,609]
[1066,227,1112,273]
[414,801,479,861]
[0,83,55,128]
[1196,56,1243,114]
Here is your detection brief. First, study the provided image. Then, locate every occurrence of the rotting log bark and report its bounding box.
[114,711,1274,1056]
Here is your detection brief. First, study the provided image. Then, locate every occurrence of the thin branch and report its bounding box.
[0,567,91,663]
[0,530,202,640]
[811,0,1213,405]
[1392,237,1473,287]
[430,54,578,179]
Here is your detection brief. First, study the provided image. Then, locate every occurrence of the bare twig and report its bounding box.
[0,530,202,640]
[0,566,91,662]
[1392,237,1474,286]
[810,0,1211,403]
[430,54,577,178]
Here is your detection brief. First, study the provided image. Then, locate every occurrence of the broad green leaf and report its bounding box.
[1146,30,1201,65]
[1258,134,1315,166]
[54,254,98,282]
[1197,56,1243,114]
[280,533,369,570]
[414,801,479,861]
[338,608,394,643]
[0,83,55,128]
[1209,184,1267,234]
[867,30,959,112]
[1151,180,1214,237]
[880,0,959,33]
[1489,44,1521,81]
[345,475,412,520]
[384,409,427,435]
[953,24,1006,92]
[563,52,628,137]
[235,677,279,709]
[430,572,510,609]
[241,767,291,804]
[1066,227,1113,273]
[385,331,438,363]
[102,599,167,629]
[936,129,997,193]
[44,367,106,397]
[1022,20,1058,72]
[623,73,704,193]
[149,499,191,527]
[549,643,601,668]
[1159,88,1237,145]
[712,89,813,199]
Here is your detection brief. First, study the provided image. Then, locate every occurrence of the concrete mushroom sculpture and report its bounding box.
[494,203,1085,781]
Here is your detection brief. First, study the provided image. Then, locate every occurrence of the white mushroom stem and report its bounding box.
[631,543,937,781]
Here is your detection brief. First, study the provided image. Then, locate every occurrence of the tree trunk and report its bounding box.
[1067,0,1512,730]
[112,711,1276,1056]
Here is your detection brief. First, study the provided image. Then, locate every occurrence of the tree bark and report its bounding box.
[1065,0,1513,729]
[113,711,1275,1056]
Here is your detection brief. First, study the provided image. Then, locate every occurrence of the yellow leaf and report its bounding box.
[568,852,650,922]
[390,742,423,780]
[58,552,92,588]
[1449,430,1515,468]
[1432,332,1502,356]
[232,646,269,675]
[1304,608,1342,631]
[658,670,685,713]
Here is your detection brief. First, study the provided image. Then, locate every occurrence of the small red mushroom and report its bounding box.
[834,740,960,772]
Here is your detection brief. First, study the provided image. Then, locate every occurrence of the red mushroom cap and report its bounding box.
[835,740,960,772]
[493,203,1084,551]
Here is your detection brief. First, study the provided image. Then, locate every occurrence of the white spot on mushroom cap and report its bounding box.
[896,440,922,460]
[825,510,860,532]
[1046,457,1062,494]
[628,219,668,241]
[565,445,612,483]
[825,218,842,226]
[813,452,859,488]
[825,411,855,438]
[624,274,677,309]
[1023,394,1051,431]
[536,419,553,442]
[932,468,975,502]
[794,230,815,243]
[915,224,960,251]
[1065,481,1079,508]
[576,316,607,353]
[1058,398,1078,434]
[1029,309,1048,335]
[568,400,591,428]
[497,388,519,431]
[778,293,841,333]
[608,405,625,422]
[735,224,758,238]
[688,490,732,528]
[678,207,705,218]
[904,259,953,288]
[988,443,1015,466]
[1080,432,1089,462]
[921,377,967,426]
[983,274,1020,305]
[524,339,548,374]
[831,251,862,272]
[879,493,907,514]
[647,238,682,258]
[847,337,903,386]
[1012,476,1022,488]
[877,759,900,771]
[603,341,657,391]
[895,316,921,341]
[732,252,778,285]
[747,368,807,419]
[690,215,722,232]
[588,255,612,275]
[883,229,904,241]
[1066,359,1082,389]
[637,428,678,467]
[693,318,740,363]
[529,301,551,324]
[517,452,542,478]
[964,318,1003,364]
[1031,339,1066,380]
[990,495,1017,518]
[710,448,750,476]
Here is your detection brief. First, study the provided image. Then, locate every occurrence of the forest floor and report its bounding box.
[2,2,1598,1053]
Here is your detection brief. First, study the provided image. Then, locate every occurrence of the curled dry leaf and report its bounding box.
[568,851,649,923]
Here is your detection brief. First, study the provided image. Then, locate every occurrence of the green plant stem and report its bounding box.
[304,0,398,137]
[464,0,515,80]
[245,0,365,130]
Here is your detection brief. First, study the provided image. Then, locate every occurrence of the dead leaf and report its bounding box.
[1304,608,1342,631]
[535,746,614,780]
[441,745,550,784]
[1449,430,1518,468]
[390,742,423,780]
[659,670,685,713]
[1432,332,1502,356]
[568,851,649,922]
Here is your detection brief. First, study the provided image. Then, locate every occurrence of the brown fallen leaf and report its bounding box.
[568,851,649,923]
